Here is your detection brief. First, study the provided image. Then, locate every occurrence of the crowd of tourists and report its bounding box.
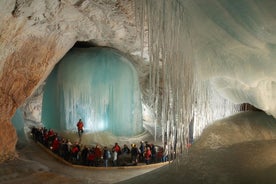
[30,126,170,167]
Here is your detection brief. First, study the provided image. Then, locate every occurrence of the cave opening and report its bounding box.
[239,103,264,112]
[11,42,146,146]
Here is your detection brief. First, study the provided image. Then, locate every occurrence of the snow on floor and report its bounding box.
[118,111,276,184]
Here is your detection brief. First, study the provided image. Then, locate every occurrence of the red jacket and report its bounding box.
[113,145,121,153]
[71,146,79,154]
[88,152,95,161]
[144,149,152,160]
[77,121,84,130]
[94,147,102,158]
[52,138,59,151]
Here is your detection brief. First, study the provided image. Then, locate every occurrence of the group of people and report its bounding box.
[30,126,171,167]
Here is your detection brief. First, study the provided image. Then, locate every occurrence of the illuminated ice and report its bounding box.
[42,47,143,137]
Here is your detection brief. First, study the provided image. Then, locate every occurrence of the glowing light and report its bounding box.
[42,47,143,136]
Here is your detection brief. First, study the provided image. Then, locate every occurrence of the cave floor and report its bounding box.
[2,137,276,184]
[119,139,276,184]
[2,112,276,184]
[0,140,165,184]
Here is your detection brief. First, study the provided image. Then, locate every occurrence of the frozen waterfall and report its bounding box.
[42,47,143,137]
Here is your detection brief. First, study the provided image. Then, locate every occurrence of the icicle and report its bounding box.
[135,0,239,157]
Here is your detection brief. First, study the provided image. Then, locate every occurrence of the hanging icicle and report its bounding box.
[135,0,239,158]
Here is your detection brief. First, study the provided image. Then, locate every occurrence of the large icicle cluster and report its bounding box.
[135,0,239,155]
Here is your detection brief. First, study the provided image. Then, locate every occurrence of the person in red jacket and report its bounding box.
[112,142,121,166]
[51,137,60,154]
[87,148,96,166]
[76,119,84,138]
[71,143,80,163]
[144,146,152,165]
[94,145,102,166]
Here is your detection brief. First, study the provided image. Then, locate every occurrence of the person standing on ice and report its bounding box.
[76,119,84,138]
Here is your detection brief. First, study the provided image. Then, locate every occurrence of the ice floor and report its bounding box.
[1,111,276,184]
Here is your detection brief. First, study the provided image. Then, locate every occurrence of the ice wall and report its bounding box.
[135,0,276,155]
[135,0,251,153]
[42,47,143,137]
[190,0,276,117]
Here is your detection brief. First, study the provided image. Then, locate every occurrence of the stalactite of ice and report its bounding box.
[42,47,143,137]
[135,0,239,157]
[192,81,240,139]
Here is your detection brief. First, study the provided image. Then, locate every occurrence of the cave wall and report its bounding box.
[0,0,141,161]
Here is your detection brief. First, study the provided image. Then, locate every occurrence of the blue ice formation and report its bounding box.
[42,47,143,136]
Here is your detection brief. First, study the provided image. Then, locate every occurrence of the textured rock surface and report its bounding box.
[0,0,140,161]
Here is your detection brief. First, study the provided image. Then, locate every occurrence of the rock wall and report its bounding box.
[0,0,140,161]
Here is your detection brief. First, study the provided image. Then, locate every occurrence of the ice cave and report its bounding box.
[1,0,276,184]
[42,47,143,137]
